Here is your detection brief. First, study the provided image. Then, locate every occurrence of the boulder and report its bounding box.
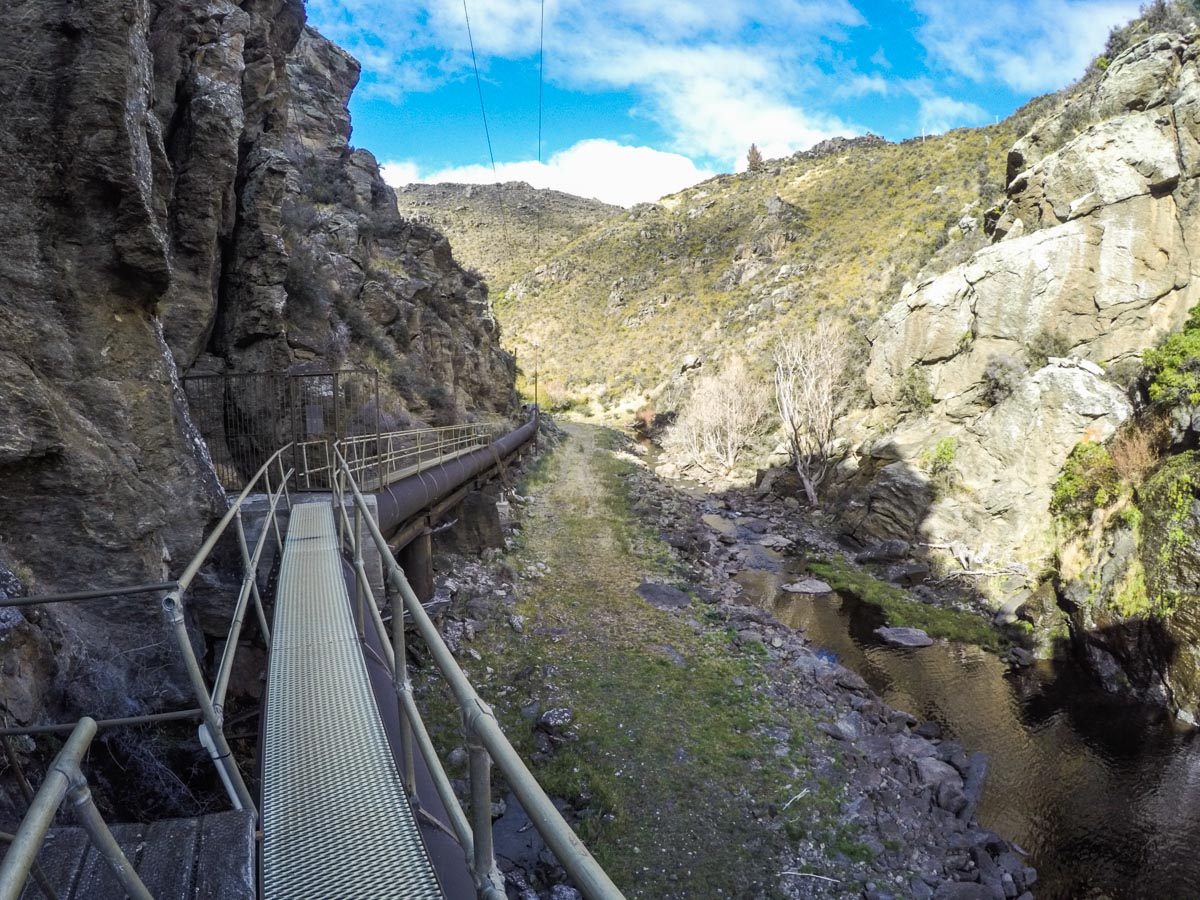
[876,627,934,648]
[636,581,691,610]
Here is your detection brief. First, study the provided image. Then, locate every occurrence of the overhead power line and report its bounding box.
[461,0,512,289]
[536,0,545,254]
[462,0,498,181]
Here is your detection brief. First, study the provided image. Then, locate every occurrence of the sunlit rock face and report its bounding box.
[855,30,1200,567]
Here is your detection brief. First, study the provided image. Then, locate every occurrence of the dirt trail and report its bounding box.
[491,423,799,898]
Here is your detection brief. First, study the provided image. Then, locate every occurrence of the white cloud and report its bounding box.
[308,0,863,167]
[917,95,988,135]
[913,0,1143,94]
[834,74,891,100]
[381,138,715,207]
[379,160,421,186]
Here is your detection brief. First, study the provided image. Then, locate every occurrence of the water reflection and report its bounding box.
[770,586,1200,899]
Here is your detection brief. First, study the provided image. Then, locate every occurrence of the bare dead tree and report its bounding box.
[665,356,770,475]
[773,320,852,505]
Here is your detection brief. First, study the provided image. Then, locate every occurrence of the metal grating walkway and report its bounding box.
[262,502,443,899]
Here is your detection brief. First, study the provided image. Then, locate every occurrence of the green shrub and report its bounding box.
[920,437,959,494]
[1138,451,1200,615]
[1051,442,1118,522]
[898,367,933,411]
[1144,304,1200,406]
[982,353,1026,404]
[1026,328,1072,368]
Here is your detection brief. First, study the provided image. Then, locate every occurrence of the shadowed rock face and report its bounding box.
[0,1,515,727]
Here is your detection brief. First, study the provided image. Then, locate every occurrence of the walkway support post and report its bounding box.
[467,737,505,899]
[353,502,366,638]
[388,575,418,798]
[398,529,434,602]
[163,592,257,816]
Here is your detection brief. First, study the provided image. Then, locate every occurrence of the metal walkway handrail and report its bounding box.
[2,444,294,823]
[160,443,294,816]
[292,422,499,492]
[330,441,625,900]
[0,718,152,900]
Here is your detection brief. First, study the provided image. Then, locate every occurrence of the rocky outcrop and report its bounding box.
[854,30,1200,568]
[0,0,516,739]
[266,26,518,420]
[395,182,621,297]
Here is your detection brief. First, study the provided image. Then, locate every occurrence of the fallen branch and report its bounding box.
[780,871,841,883]
[781,788,810,811]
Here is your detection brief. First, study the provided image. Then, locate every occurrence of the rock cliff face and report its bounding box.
[0,0,515,734]
[846,28,1200,714]
[854,30,1200,566]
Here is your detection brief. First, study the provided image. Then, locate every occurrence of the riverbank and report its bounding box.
[418,421,1033,898]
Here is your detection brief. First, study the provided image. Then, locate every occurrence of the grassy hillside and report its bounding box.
[497,107,1057,412]
[395,181,620,298]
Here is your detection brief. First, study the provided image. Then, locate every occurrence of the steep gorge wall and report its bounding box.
[846,29,1200,713]
[851,31,1200,564]
[0,0,515,734]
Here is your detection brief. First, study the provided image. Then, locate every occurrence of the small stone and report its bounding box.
[886,561,931,586]
[781,578,833,594]
[636,581,691,609]
[1008,647,1034,667]
[933,881,1005,899]
[856,540,911,563]
[757,534,792,548]
[537,707,574,735]
[875,626,934,648]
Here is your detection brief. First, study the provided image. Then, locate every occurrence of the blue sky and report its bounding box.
[306,0,1144,206]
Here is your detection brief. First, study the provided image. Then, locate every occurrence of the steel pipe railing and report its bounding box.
[330,431,624,900]
[0,582,178,609]
[335,422,501,492]
[0,718,152,900]
[161,443,294,817]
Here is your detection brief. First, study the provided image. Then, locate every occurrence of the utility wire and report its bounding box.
[461,0,512,304]
[536,0,545,255]
[462,0,498,181]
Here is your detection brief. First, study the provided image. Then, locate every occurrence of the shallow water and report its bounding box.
[770,586,1200,900]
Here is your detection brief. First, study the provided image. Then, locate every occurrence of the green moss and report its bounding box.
[1138,451,1200,615]
[1111,557,1151,618]
[1144,304,1200,406]
[1051,442,1118,524]
[807,555,1002,650]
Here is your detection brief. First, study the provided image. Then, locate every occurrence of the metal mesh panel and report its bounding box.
[262,503,442,899]
[183,370,379,491]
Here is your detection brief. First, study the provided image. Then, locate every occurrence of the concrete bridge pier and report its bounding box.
[399,530,434,602]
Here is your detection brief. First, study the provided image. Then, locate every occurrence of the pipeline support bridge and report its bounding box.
[0,380,624,900]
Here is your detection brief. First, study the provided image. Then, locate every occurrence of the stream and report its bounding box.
[769,583,1200,899]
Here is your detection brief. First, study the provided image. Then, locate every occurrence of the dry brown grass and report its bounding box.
[1111,417,1167,486]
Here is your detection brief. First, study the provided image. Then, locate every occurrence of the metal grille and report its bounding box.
[183,370,380,491]
[262,503,442,899]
